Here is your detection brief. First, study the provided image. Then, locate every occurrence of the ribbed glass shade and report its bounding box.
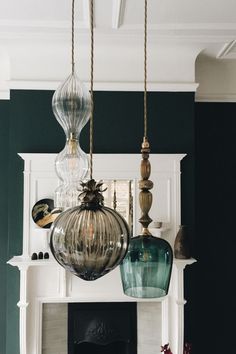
[52,72,91,209]
[120,235,173,298]
[50,197,130,281]
[54,139,89,209]
[55,140,88,183]
[52,73,91,137]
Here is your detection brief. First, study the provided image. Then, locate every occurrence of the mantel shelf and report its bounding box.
[174,257,197,269]
[7,256,57,268]
[7,255,197,270]
[149,227,170,233]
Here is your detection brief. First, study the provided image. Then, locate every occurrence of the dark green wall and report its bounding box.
[1,90,195,354]
[0,100,10,354]
[186,102,236,354]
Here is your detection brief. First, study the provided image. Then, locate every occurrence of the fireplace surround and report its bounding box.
[8,153,196,354]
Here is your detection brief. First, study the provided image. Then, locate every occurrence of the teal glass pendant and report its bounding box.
[120,234,173,298]
[120,138,173,298]
[120,1,173,298]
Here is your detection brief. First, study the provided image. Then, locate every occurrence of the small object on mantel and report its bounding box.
[38,251,44,260]
[153,221,163,228]
[44,252,49,259]
[174,225,192,259]
[31,253,38,260]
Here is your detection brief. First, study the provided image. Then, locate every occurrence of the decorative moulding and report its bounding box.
[9,80,199,92]
[0,86,10,99]
[1,20,236,39]
[217,40,236,59]
[195,93,236,102]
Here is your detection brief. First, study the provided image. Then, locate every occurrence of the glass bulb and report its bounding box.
[50,180,130,281]
[55,138,89,184]
[54,138,89,210]
[120,235,173,298]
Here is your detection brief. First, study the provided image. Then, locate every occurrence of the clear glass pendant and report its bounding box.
[52,73,91,136]
[52,73,91,209]
[120,234,173,298]
[50,180,130,281]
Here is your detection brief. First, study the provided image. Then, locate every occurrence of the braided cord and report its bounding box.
[89,0,94,180]
[144,0,147,139]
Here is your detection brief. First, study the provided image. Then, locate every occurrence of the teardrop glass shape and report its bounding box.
[52,73,91,138]
[120,235,173,298]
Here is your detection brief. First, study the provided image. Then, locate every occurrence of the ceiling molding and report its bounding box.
[195,93,236,102]
[112,0,126,29]
[1,21,236,42]
[0,88,10,100]
[217,40,236,58]
[0,81,10,99]
[9,80,199,93]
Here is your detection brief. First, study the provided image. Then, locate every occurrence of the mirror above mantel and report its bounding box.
[7,153,196,354]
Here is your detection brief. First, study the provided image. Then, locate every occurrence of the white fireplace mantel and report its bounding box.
[7,153,196,354]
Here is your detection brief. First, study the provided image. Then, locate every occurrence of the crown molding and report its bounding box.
[0,88,10,99]
[1,21,236,42]
[0,80,10,99]
[217,40,236,59]
[195,93,236,102]
[9,80,199,93]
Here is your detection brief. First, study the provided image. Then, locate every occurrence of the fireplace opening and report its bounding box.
[68,302,137,354]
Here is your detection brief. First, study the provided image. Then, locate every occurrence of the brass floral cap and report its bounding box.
[79,179,107,206]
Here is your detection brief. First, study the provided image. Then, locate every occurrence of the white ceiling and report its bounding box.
[0,0,236,100]
[0,0,236,27]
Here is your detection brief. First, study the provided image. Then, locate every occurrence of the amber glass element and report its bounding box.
[120,235,173,298]
[50,180,130,281]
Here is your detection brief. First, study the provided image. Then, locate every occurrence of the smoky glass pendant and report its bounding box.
[50,180,130,281]
[120,235,173,298]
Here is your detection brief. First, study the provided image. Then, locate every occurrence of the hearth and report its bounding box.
[68,303,137,354]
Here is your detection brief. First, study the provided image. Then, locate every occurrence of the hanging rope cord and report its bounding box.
[71,0,75,74]
[144,0,148,139]
[89,0,94,180]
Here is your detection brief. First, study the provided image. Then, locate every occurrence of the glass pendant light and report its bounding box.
[50,0,130,281]
[120,0,173,298]
[52,0,91,210]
